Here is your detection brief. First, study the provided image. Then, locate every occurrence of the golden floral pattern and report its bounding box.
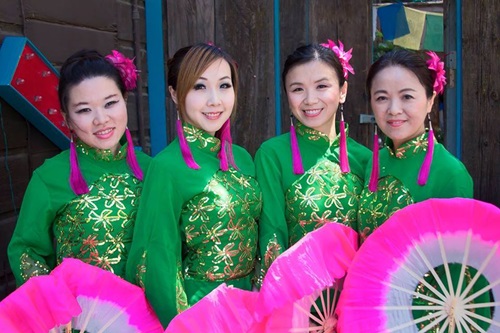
[387,132,431,159]
[181,168,262,282]
[357,176,413,243]
[285,158,363,246]
[54,173,142,277]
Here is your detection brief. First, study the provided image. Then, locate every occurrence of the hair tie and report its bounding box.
[426,51,446,95]
[105,50,139,91]
[320,39,355,79]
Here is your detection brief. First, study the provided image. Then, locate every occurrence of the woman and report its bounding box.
[357,49,473,240]
[8,49,150,284]
[358,49,489,331]
[126,43,262,327]
[255,40,371,284]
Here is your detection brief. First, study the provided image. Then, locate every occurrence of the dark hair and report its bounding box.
[58,49,126,115]
[167,43,239,119]
[366,49,435,98]
[282,44,346,91]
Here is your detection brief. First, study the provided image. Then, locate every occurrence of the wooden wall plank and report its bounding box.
[215,0,275,155]
[0,154,29,215]
[0,215,17,299]
[0,102,28,151]
[23,0,116,31]
[25,21,116,64]
[165,0,215,143]
[279,0,308,133]
[333,0,372,146]
[462,1,500,206]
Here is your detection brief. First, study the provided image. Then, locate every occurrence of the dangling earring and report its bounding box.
[339,104,350,173]
[216,119,237,171]
[290,115,304,174]
[176,112,200,169]
[417,113,434,186]
[368,124,380,192]
[69,133,89,195]
[125,127,144,180]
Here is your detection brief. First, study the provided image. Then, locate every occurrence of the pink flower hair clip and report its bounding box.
[426,51,447,95]
[105,50,138,91]
[320,39,355,79]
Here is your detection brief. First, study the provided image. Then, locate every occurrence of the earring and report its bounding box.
[339,104,350,173]
[417,113,434,186]
[290,115,304,174]
[176,112,200,170]
[216,119,237,171]
[368,124,380,192]
[69,134,89,195]
[125,127,144,180]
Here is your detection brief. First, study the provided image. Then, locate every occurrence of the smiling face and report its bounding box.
[172,59,234,136]
[285,60,347,139]
[66,76,128,154]
[370,65,436,149]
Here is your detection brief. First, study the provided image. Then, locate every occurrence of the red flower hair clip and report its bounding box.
[426,51,447,95]
[105,50,138,91]
[320,39,355,79]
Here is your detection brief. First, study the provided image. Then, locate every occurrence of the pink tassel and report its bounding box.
[368,126,379,192]
[216,119,238,171]
[339,112,350,173]
[290,116,304,175]
[417,121,434,186]
[125,128,144,180]
[177,119,200,170]
[69,138,89,195]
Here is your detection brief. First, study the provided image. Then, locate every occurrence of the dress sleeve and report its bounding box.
[254,145,289,287]
[440,166,474,199]
[126,158,186,327]
[8,171,56,286]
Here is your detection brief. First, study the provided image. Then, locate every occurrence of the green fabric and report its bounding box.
[8,141,151,286]
[255,121,371,285]
[357,132,491,331]
[126,123,262,327]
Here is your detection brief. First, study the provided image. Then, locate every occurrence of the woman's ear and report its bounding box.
[427,91,437,113]
[340,81,348,103]
[62,113,72,131]
[168,86,178,105]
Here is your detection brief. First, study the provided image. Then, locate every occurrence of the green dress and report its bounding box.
[255,121,371,285]
[8,141,151,286]
[358,132,490,332]
[126,123,262,327]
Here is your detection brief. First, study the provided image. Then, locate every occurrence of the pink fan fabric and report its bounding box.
[255,223,358,323]
[336,198,500,332]
[165,284,258,333]
[0,274,81,332]
[50,258,163,333]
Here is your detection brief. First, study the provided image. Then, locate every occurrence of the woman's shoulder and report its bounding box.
[433,143,470,173]
[34,150,70,176]
[256,133,290,154]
